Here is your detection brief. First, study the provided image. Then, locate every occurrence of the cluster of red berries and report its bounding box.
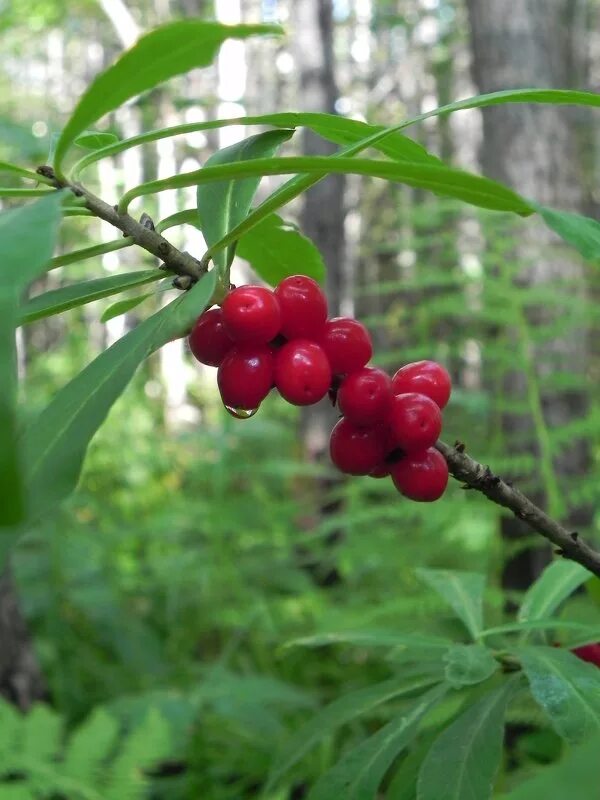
[187,275,451,502]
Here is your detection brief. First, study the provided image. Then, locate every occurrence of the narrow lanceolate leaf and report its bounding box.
[267,674,440,791]
[518,645,600,743]
[309,684,448,800]
[285,630,452,652]
[443,644,499,688]
[0,160,49,183]
[22,271,215,520]
[101,293,153,323]
[20,270,162,324]
[417,678,519,800]
[0,193,63,531]
[74,131,119,150]
[196,129,293,271]
[416,568,486,639]
[54,21,282,172]
[236,213,325,285]
[518,561,590,627]
[536,205,600,264]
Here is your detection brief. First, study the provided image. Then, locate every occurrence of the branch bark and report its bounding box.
[437,440,600,578]
[37,166,205,284]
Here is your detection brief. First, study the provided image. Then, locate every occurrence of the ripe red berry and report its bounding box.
[338,367,392,425]
[221,285,281,344]
[391,360,452,410]
[387,392,442,453]
[329,418,386,476]
[188,308,234,367]
[319,317,373,375]
[572,643,600,667]
[275,275,328,339]
[390,448,449,501]
[274,340,331,406]
[217,344,274,411]
[369,461,391,479]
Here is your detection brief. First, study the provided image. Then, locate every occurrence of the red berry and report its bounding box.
[338,367,392,425]
[217,344,274,411]
[329,418,386,476]
[387,392,442,453]
[275,275,328,339]
[221,285,281,344]
[391,360,451,410]
[319,317,372,375]
[274,340,331,406]
[572,643,600,667]
[369,461,391,479]
[390,448,449,501]
[188,308,234,367]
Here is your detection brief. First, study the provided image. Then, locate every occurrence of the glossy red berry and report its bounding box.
[274,340,331,406]
[221,285,281,344]
[338,367,392,425]
[391,360,451,410]
[188,308,234,367]
[275,275,328,339]
[319,317,372,375]
[572,643,600,667]
[390,448,449,501]
[387,392,442,454]
[217,344,274,411]
[369,461,391,479]
[329,418,386,476]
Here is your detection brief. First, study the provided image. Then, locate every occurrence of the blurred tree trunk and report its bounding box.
[293,0,346,458]
[0,566,46,709]
[465,0,592,590]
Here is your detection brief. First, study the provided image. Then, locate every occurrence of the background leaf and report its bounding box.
[267,674,440,791]
[536,205,600,263]
[21,271,215,521]
[20,270,162,324]
[443,644,499,688]
[196,129,293,271]
[101,293,154,323]
[54,21,282,171]
[518,561,590,626]
[416,569,486,639]
[518,646,600,743]
[236,213,326,285]
[308,684,448,800]
[74,131,119,150]
[0,193,62,532]
[417,678,518,800]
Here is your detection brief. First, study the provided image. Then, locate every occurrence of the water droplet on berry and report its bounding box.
[224,404,258,419]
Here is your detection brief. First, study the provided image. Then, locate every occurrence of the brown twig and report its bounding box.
[37,166,204,283]
[436,439,600,578]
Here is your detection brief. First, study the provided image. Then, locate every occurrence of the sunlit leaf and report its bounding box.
[74,131,120,150]
[54,21,282,171]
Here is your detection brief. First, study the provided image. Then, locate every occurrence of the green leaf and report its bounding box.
[499,733,600,800]
[236,213,325,285]
[0,161,48,183]
[416,569,486,639]
[21,271,215,520]
[74,131,119,150]
[103,708,171,800]
[62,707,120,784]
[417,678,518,800]
[267,674,440,791]
[481,618,600,640]
[285,630,452,652]
[196,129,293,271]
[20,270,162,324]
[21,704,62,762]
[401,88,600,130]
[54,21,282,172]
[101,293,153,323]
[0,193,62,531]
[518,561,590,627]
[443,644,499,688]
[122,156,534,217]
[536,205,600,263]
[308,684,448,800]
[518,645,600,743]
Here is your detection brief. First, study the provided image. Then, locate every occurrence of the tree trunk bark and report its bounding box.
[0,565,46,709]
[465,0,592,590]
